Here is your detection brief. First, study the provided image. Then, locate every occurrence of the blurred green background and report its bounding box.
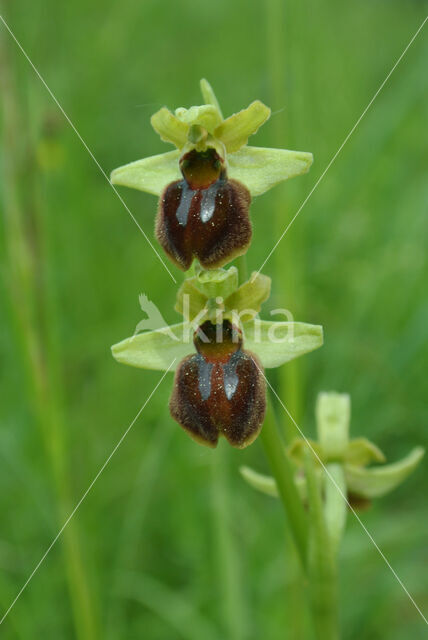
[0,0,427,638]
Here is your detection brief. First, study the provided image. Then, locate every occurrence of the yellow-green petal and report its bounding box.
[175,105,222,134]
[111,323,193,372]
[288,438,322,465]
[243,320,323,368]
[345,438,386,466]
[150,107,189,148]
[345,447,424,499]
[225,272,271,321]
[228,146,313,196]
[175,278,208,321]
[110,150,181,196]
[194,266,239,300]
[215,101,271,153]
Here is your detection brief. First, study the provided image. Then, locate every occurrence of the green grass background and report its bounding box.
[0,0,427,638]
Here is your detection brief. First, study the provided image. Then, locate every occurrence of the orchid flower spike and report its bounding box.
[111,79,313,271]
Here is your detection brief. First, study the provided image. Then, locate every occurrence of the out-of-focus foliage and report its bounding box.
[0,0,427,638]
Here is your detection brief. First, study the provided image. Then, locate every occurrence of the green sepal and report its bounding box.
[243,320,324,368]
[345,447,425,499]
[225,272,271,322]
[316,392,350,460]
[239,465,321,502]
[110,150,181,196]
[111,318,323,372]
[150,108,189,148]
[239,466,278,497]
[111,322,193,372]
[200,78,223,119]
[228,146,313,196]
[214,101,271,153]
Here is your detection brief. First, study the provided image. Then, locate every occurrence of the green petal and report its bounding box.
[215,101,271,153]
[225,272,271,321]
[288,438,322,466]
[194,266,239,300]
[175,278,208,321]
[175,105,222,134]
[200,78,223,119]
[228,146,313,196]
[316,392,350,461]
[243,320,323,368]
[111,323,193,372]
[150,107,189,148]
[110,150,181,196]
[345,447,425,499]
[345,438,386,466]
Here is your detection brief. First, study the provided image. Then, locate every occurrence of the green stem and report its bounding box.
[236,255,248,285]
[305,454,339,640]
[211,445,247,640]
[324,463,347,556]
[260,396,308,570]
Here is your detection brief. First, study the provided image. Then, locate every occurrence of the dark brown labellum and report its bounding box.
[169,320,266,448]
[156,148,252,271]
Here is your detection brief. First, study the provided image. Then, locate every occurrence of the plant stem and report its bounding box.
[211,444,247,640]
[260,395,308,570]
[305,454,339,640]
[236,255,248,285]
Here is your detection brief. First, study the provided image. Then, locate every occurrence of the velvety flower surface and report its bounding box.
[111,79,313,271]
[169,320,266,448]
[156,148,251,270]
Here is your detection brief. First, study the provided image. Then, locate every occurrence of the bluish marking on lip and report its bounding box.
[196,354,213,401]
[176,181,195,226]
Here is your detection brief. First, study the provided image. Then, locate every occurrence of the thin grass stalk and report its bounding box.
[106,412,173,639]
[0,30,97,639]
[266,0,303,438]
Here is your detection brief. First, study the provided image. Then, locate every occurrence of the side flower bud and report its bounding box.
[156,148,251,271]
[169,319,266,448]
